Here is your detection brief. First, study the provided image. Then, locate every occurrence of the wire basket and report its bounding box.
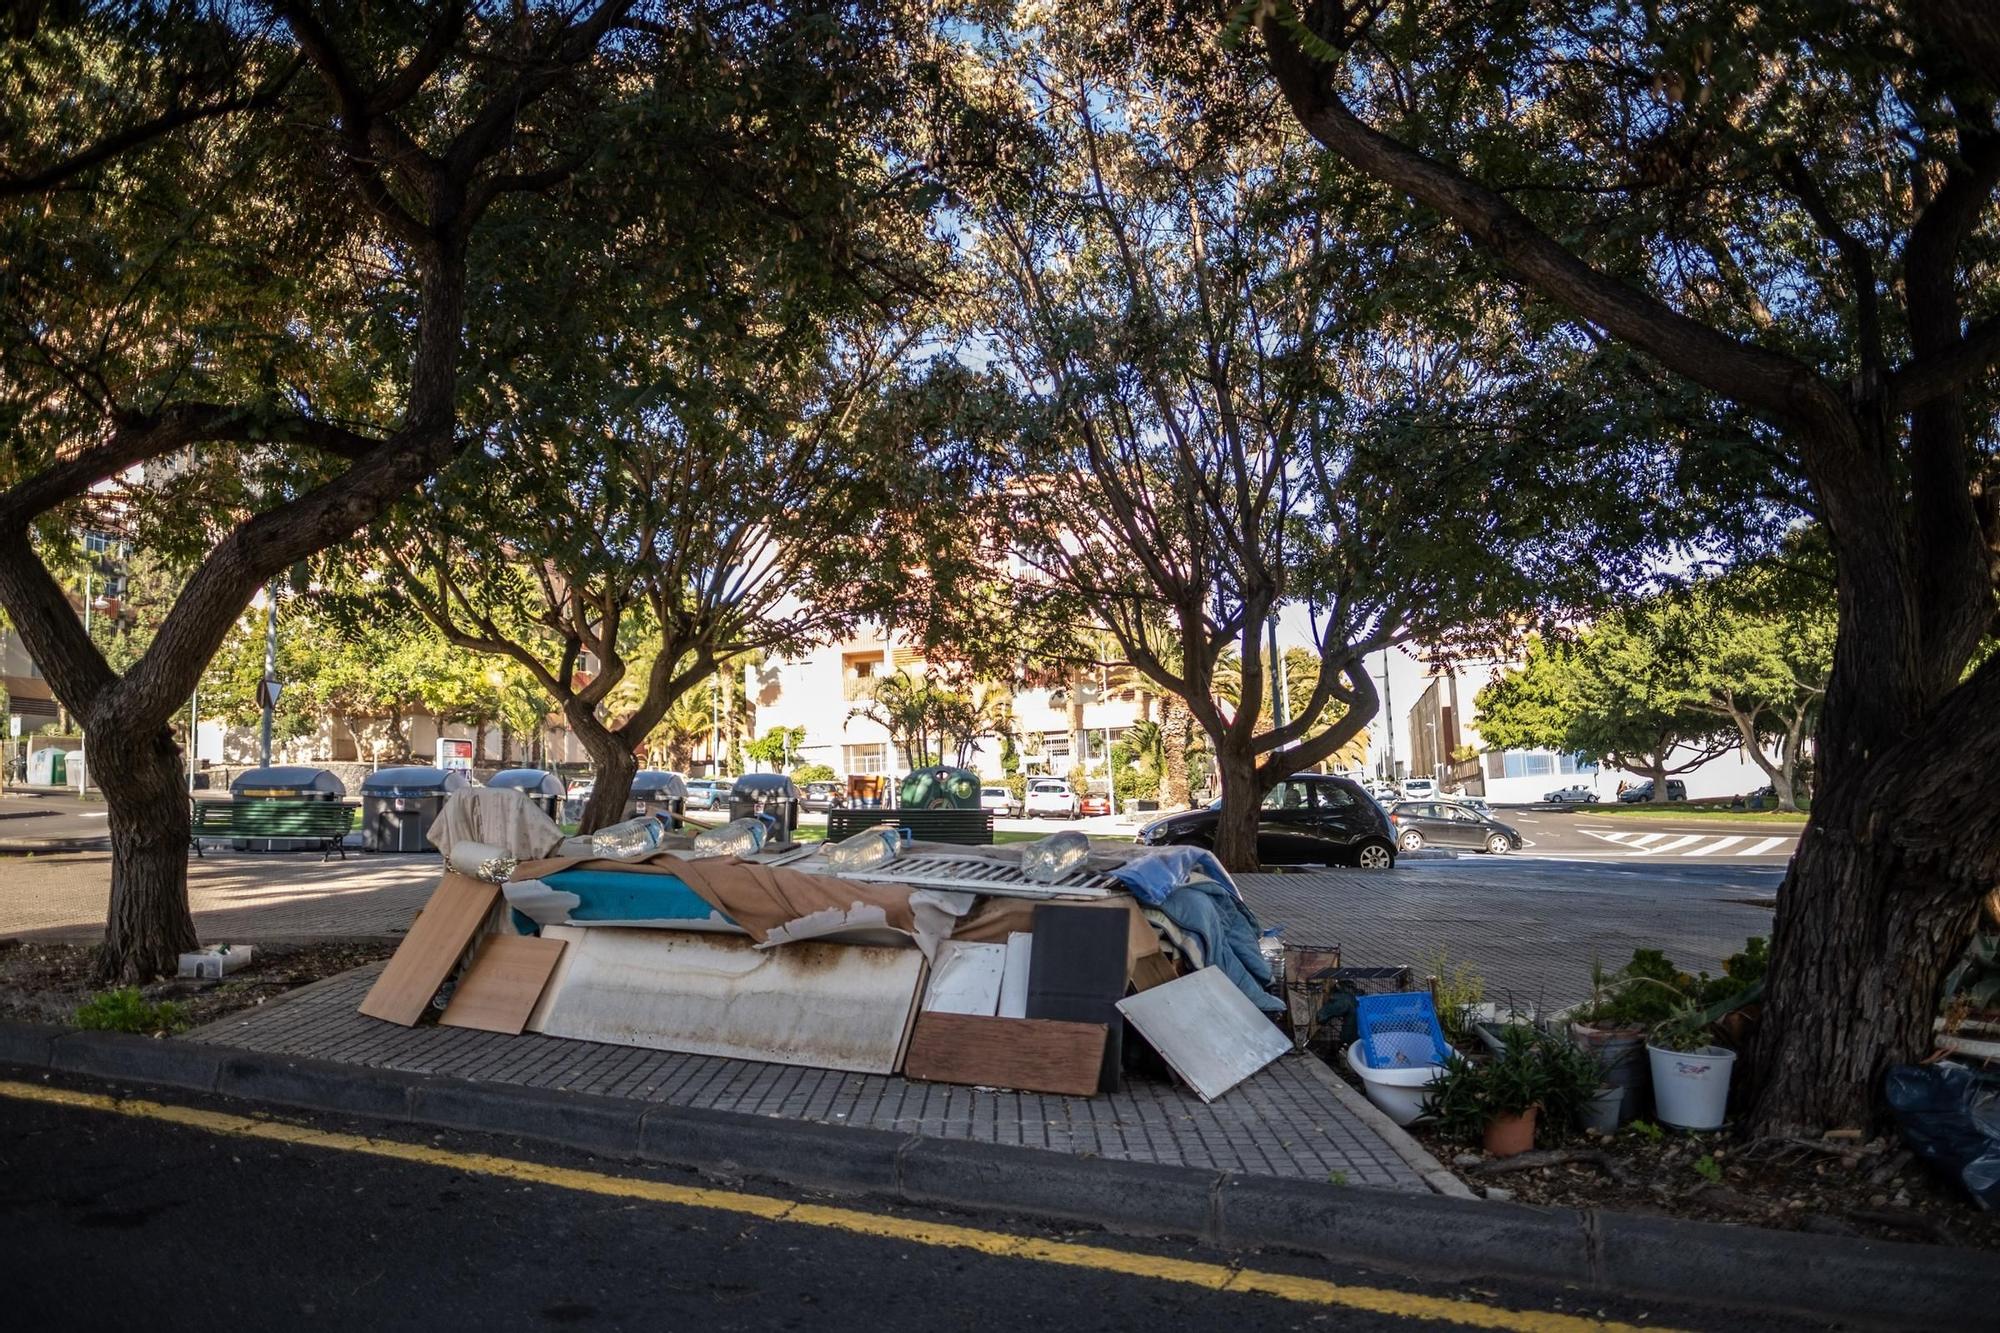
[1353,991,1453,1069]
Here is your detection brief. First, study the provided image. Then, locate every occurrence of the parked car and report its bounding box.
[1399,777,1438,801]
[1078,792,1112,817]
[566,777,595,803]
[683,777,731,810]
[1387,800,1523,855]
[1543,785,1597,804]
[1448,795,1494,819]
[1023,778,1081,819]
[799,780,846,812]
[979,785,1019,817]
[1618,780,1687,803]
[1135,774,1397,869]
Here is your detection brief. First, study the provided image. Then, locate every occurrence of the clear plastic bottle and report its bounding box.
[587,814,666,860]
[820,826,901,872]
[1021,829,1089,883]
[691,816,768,858]
[1258,925,1286,973]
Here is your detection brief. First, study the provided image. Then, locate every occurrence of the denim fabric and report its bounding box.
[1157,875,1282,1012]
[1108,847,1243,905]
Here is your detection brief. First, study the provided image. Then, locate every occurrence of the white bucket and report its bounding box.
[1647,1044,1736,1130]
[1345,1041,1446,1126]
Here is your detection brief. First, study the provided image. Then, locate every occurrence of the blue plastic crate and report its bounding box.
[1353,991,1452,1069]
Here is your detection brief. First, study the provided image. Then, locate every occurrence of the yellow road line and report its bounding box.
[0,1078,1664,1333]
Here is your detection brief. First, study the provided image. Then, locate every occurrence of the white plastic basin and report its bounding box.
[1345,1040,1446,1126]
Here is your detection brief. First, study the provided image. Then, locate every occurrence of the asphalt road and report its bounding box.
[0,1070,1823,1333]
[1483,808,1802,867]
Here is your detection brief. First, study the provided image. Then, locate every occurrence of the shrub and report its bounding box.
[1421,1027,1604,1143]
[789,763,836,785]
[75,988,189,1035]
[1424,949,1485,1048]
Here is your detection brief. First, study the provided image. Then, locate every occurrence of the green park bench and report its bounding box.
[823,807,995,846]
[189,799,355,861]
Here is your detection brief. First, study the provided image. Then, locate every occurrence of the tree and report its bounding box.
[744,726,805,771]
[848,671,944,772]
[1254,1,2000,1128]
[0,1,638,977]
[955,12,1702,869]
[1476,622,1733,800]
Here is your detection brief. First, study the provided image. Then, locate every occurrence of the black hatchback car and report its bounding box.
[1135,774,1397,869]
[1387,800,1523,854]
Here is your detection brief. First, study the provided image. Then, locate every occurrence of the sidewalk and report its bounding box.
[187,961,1449,1193]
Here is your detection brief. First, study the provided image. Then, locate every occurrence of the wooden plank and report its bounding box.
[902,1012,1107,1097]
[1116,966,1291,1102]
[1130,950,1179,993]
[359,874,502,1026]
[922,941,1007,1016]
[527,926,926,1075]
[997,932,1033,1018]
[439,934,566,1035]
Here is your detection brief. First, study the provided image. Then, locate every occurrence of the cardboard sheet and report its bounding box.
[359,874,502,1026]
[1116,965,1291,1102]
[440,934,567,1034]
[527,926,927,1075]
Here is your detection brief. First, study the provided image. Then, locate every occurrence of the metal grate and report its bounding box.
[797,849,1119,900]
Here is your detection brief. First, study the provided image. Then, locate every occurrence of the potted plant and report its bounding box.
[1647,1003,1737,1130]
[1568,950,1695,1123]
[1423,1029,1604,1157]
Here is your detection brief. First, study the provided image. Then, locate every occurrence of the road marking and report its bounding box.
[1681,836,1743,857]
[1624,832,1668,847]
[1737,836,1788,857]
[1639,835,1706,856]
[0,1079,1667,1333]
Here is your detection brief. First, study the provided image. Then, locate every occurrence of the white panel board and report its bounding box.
[997,932,1033,1019]
[528,925,925,1075]
[1115,966,1291,1103]
[922,941,1006,1016]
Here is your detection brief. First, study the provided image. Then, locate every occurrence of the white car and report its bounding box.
[980,785,1020,817]
[1399,778,1438,801]
[1023,778,1081,819]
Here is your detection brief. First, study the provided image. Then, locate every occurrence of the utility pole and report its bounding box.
[258,596,277,767]
[1379,649,1396,781]
[186,690,198,794]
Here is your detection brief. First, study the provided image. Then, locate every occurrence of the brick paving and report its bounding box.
[189,962,1431,1192]
[0,852,440,942]
[1237,865,1777,1008]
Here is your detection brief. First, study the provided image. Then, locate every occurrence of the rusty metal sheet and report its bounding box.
[526,925,926,1075]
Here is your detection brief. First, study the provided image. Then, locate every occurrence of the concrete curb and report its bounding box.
[1293,1050,1475,1199]
[0,1021,1990,1327]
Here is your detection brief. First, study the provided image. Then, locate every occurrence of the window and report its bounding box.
[1501,751,1557,779]
[843,743,887,775]
[1558,753,1599,775]
[1261,781,1310,811]
[1315,782,1356,809]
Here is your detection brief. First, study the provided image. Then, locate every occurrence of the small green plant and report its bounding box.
[74,988,189,1035]
[1425,948,1486,1048]
[1421,1028,1604,1144]
[1650,1001,1720,1054]
[1627,1119,1665,1143]
[1328,1169,1350,1187]
[1693,1154,1724,1184]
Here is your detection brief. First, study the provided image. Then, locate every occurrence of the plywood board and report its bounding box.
[527,926,926,1075]
[1130,950,1179,993]
[439,934,567,1034]
[359,874,502,1026]
[997,932,1033,1019]
[1116,965,1291,1103]
[923,941,1006,1016]
[903,1012,1107,1097]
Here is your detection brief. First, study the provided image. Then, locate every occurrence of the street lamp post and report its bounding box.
[258,596,278,768]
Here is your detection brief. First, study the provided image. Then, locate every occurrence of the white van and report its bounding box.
[1399,777,1438,801]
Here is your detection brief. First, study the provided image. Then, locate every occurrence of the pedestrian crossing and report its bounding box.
[1579,828,1792,857]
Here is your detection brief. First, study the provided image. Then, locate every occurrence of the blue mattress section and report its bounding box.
[539,869,737,926]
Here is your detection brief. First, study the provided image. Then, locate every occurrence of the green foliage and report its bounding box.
[1577,939,1767,1031]
[1627,1120,1665,1144]
[1425,949,1486,1048]
[75,988,188,1035]
[790,762,836,785]
[745,727,805,769]
[1651,1002,1721,1055]
[1693,1154,1724,1185]
[1945,936,2000,1011]
[1421,1029,1605,1144]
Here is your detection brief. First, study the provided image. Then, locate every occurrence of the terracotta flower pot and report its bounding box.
[1482,1105,1539,1158]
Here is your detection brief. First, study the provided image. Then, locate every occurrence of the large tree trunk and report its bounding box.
[1159,696,1192,810]
[91,721,199,982]
[568,706,639,833]
[1211,743,1262,872]
[1646,757,1670,803]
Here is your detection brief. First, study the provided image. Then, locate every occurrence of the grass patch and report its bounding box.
[1588,805,1807,823]
[74,987,191,1035]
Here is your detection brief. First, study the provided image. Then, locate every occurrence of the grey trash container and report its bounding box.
[729,774,800,842]
[623,770,689,824]
[359,766,469,853]
[487,768,566,819]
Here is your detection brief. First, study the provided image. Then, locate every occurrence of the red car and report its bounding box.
[1078,793,1112,817]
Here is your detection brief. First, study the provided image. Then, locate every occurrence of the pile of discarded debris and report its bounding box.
[358,789,1292,1101]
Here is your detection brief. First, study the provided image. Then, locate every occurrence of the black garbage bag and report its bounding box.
[1884,1061,2000,1210]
